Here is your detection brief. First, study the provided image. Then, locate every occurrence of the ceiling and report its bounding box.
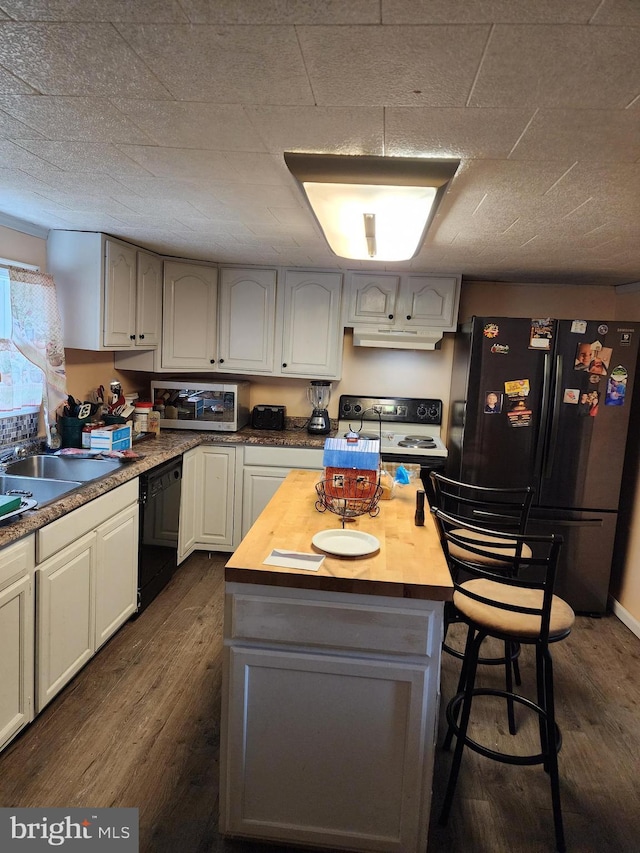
[0,0,639,286]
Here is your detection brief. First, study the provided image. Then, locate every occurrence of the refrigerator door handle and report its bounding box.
[544,353,563,479]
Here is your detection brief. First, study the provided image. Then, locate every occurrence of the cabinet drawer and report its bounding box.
[243,446,324,469]
[37,479,138,562]
[227,590,437,657]
[0,536,35,593]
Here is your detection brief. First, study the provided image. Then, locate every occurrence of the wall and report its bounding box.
[611,286,640,627]
[0,224,47,269]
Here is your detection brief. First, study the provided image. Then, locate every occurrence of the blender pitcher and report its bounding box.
[307,381,332,434]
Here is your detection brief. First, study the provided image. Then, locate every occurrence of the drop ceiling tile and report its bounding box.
[35,171,135,197]
[14,140,155,178]
[245,105,384,155]
[0,1,189,22]
[180,0,380,24]
[0,23,171,97]
[119,24,313,104]
[0,165,59,193]
[111,99,267,152]
[220,152,291,186]
[509,108,640,161]
[115,146,237,182]
[381,0,601,24]
[590,0,640,25]
[469,24,640,108]
[34,194,143,218]
[297,25,490,106]
[385,107,533,157]
[0,64,35,93]
[0,108,42,138]
[0,95,155,142]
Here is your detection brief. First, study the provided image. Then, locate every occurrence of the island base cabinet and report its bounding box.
[220,584,444,853]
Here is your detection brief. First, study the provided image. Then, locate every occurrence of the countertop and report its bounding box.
[226,469,453,600]
[0,425,333,549]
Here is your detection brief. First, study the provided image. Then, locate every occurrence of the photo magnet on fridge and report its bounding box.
[484,391,503,413]
[529,318,553,350]
[605,366,628,406]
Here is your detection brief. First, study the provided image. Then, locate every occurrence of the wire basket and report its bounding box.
[315,476,382,528]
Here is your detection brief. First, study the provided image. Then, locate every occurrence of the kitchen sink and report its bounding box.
[5,455,122,482]
[0,474,83,507]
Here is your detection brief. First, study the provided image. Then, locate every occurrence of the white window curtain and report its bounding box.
[4,266,68,440]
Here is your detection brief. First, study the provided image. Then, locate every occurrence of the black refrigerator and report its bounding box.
[446,316,640,613]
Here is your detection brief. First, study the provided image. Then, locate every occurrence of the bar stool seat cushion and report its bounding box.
[454,578,575,640]
[450,528,533,566]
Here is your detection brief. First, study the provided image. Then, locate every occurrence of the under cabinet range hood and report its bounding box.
[352,326,444,350]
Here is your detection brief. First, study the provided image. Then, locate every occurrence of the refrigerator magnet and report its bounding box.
[504,378,530,397]
[507,397,533,427]
[484,391,503,413]
[483,322,499,338]
[529,318,553,350]
[571,320,587,334]
[563,389,580,404]
[605,366,628,406]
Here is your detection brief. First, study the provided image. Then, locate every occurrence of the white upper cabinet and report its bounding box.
[344,273,400,325]
[345,272,461,331]
[279,270,343,378]
[162,261,218,370]
[218,267,277,374]
[103,240,137,348]
[47,231,162,351]
[135,251,162,348]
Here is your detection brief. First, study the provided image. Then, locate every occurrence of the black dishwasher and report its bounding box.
[138,457,183,612]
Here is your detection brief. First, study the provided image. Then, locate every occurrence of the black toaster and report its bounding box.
[251,405,286,430]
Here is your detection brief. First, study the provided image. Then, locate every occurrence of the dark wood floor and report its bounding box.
[1,552,639,852]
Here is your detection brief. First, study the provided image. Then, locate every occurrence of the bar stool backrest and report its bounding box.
[432,507,564,644]
[429,472,534,537]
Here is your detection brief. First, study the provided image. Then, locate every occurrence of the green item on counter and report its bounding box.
[0,495,21,517]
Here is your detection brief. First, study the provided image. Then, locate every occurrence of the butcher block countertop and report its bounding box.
[0,425,331,549]
[226,469,453,600]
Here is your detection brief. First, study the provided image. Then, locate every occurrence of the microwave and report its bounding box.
[150,380,250,432]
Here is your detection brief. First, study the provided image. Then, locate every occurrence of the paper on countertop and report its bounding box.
[263,549,325,571]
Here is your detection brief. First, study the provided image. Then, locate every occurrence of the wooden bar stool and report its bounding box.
[432,508,574,853]
[429,472,535,735]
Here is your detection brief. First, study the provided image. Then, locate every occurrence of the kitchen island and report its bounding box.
[220,470,452,853]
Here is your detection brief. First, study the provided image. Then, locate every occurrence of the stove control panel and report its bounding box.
[338,395,442,425]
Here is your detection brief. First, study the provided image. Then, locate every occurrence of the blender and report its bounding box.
[307,381,332,435]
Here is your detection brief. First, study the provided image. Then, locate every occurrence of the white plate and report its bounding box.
[312,529,380,557]
[0,497,38,523]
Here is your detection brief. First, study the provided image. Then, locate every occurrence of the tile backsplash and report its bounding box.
[0,413,39,448]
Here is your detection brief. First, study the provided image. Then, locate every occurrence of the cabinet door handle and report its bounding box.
[210,358,215,364]
[139,333,145,340]
[282,362,287,368]
[219,358,225,364]
[388,314,394,320]
[406,315,412,320]
[130,334,135,340]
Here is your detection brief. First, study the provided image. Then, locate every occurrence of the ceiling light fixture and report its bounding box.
[284,153,460,262]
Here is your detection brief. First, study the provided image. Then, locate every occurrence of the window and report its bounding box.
[0,266,45,417]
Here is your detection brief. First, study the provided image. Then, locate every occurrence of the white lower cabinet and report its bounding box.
[179,445,239,562]
[0,536,35,750]
[36,532,95,711]
[36,480,139,712]
[220,583,443,853]
[241,446,324,538]
[95,505,139,651]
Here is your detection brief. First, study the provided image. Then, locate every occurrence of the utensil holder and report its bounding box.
[58,415,89,449]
